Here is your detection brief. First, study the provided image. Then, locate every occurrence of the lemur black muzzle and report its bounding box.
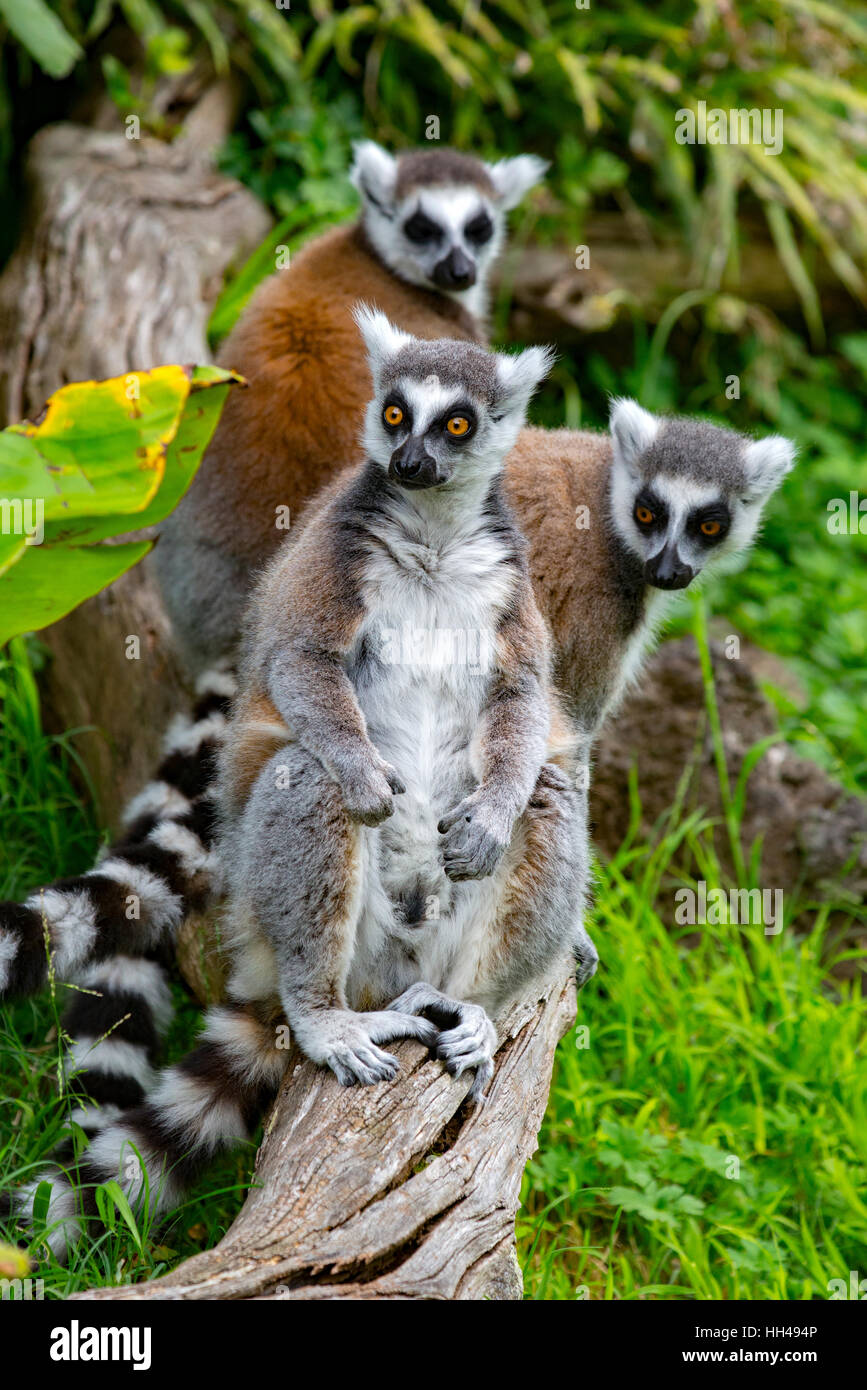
[644,543,695,591]
[389,436,441,490]
[432,248,476,290]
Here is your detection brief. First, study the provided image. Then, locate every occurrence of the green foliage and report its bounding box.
[209,82,362,343]
[0,365,240,646]
[5,3,866,324]
[283,1,867,322]
[218,85,362,220]
[0,0,82,78]
[0,637,99,894]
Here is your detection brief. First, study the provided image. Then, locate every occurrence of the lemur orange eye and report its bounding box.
[447,416,470,437]
[383,405,403,427]
[700,519,721,536]
[635,504,654,525]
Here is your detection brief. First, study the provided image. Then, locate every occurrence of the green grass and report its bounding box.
[0,637,100,895]
[520,814,867,1300]
[518,579,866,1299]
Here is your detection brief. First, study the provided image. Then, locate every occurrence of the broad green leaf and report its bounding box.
[0,365,239,644]
[7,366,194,531]
[0,540,152,647]
[47,366,243,544]
[0,528,27,578]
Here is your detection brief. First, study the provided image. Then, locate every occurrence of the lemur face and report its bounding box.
[350,142,547,312]
[354,306,553,492]
[394,186,498,294]
[609,400,795,590]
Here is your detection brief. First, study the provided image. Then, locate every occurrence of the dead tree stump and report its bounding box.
[0,120,272,824]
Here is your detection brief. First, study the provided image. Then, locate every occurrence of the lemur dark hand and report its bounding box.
[339,750,406,826]
[438,786,513,881]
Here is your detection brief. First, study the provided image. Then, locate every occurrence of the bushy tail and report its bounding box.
[0,666,234,1001]
[61,956,175,1135]
[4,1000,286,1261]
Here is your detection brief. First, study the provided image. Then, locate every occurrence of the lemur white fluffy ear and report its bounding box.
[741,435,796,501]
[493,345,555,416]
[610,398,659,476]
[350,140,398,211]
[486,155,548,210]
[353,303,412,379]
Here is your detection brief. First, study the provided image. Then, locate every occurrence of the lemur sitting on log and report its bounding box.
[5,318,596,1259]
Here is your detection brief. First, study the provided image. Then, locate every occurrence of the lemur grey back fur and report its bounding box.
[5,319,595,1260]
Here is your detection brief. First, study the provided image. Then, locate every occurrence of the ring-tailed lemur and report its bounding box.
[1,392,795,1255]
[507,399,795,734]
[0,142,546,1134]
[6,317,595,1259]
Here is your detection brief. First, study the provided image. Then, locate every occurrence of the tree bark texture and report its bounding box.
[0,121,271,823]
[73,974,576,1301]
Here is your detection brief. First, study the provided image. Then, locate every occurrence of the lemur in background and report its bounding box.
[6,319,595,1259]
[0,142,544,1133]
[507,400,795,735]
[155,141,546,675]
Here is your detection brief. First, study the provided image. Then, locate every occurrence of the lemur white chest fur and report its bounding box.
[345,490,516,994]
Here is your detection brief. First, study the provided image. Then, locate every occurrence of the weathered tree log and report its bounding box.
[73,974,575,1301]
[501,211,860,347]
